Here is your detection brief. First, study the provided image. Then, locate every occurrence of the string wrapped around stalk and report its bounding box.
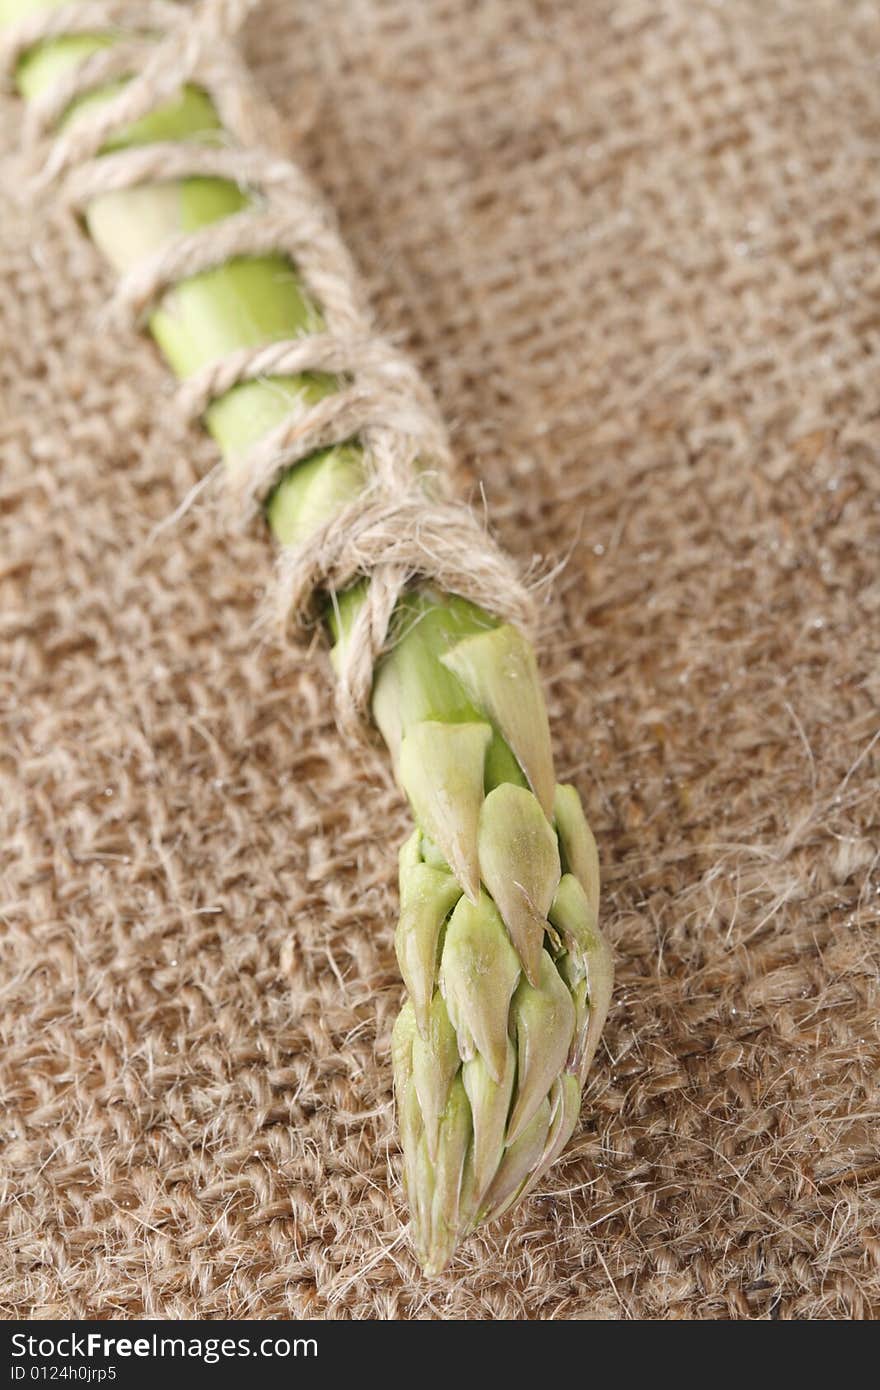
[1,0,613,1275]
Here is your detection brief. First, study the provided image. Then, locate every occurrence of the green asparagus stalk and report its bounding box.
[3,0,613,1274]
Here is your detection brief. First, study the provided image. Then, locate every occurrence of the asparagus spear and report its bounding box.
[3,0,613,1274]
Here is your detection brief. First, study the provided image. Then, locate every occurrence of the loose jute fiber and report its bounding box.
[1,0,878,1318]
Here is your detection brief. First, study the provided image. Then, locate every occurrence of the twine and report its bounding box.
[2,0,535,735]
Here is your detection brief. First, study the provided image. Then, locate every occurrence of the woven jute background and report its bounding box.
[2,0,878,1319]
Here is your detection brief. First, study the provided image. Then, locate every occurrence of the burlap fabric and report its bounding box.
[1,0,878,1319]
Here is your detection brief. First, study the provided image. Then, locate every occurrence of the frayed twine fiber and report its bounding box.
[1,0,535,737]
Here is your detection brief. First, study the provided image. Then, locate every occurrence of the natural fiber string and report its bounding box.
[2,0,536,735]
